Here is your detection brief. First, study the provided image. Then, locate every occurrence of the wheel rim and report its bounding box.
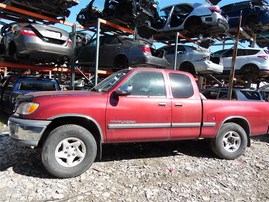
[55,137,86,167]
[222,131,241,152]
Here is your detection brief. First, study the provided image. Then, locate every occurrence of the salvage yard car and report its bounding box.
[221,0,269,33]
[154,2,229,37]
[159,45,223,75]
[8,67,269,178]
[0,75,61,114]
[211,47,269,80]
[202,87,264,101]
[0,23,74,65]
[75,35,170,70]
[0,0,79,18]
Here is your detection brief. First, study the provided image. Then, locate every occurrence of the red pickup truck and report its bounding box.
[8,67,269,178]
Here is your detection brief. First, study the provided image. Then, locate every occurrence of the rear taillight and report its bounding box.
[141,46,151,53]
[258,55,269,60]
[68,38,73,45]
[20,29,36,36]
[209,6,221,13]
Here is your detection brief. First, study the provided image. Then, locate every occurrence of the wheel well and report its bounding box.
[39,117,102,160]
[245,15,258,24]
[113,54,128,67]
[223,118,251,147]
[179,62,196,75]
[241,64,259,71]
[184,16,201,28]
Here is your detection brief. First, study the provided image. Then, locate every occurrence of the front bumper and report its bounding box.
[8,116,51,147]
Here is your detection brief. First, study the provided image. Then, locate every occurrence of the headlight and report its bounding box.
[16,102,39,115]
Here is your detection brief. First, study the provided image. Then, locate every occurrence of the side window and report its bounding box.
[170,5,193,27]
[124,71,166,96]
[237,49,246,56]
[169,73,194,98]
[177,46,185,54]
[245,49,260,55]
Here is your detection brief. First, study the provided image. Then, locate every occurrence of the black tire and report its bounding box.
[240,64,259,81]
[210,123,247,160]
[42,124,97,178]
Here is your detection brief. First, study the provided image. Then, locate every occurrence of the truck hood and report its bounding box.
[26,90,98,98]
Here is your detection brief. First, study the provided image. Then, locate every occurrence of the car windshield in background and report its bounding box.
[240,90,262,100]
[202,88,263,101]
[91,69,131,92]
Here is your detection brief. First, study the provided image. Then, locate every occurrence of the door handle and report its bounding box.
[174,103,183,107]
[158,102,167,106]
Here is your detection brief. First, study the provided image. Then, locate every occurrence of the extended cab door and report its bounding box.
[105,70,171,142]
[169,73,202,139]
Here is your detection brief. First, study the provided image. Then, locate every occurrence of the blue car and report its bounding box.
[221,0,269,32]
[0,75,61,114]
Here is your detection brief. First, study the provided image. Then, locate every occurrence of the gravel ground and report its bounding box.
[1,122,269,201]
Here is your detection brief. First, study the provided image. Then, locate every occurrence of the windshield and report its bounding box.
[91,69,131,92]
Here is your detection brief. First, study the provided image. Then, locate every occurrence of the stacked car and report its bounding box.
[0,0,269,91]
[0,0,79,18]
[0,23,74,65]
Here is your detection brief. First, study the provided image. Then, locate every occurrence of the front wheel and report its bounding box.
[42,124,97,178]
[210,123,248,160]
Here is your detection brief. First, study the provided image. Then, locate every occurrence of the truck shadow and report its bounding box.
[1,128,268,178]
[102,140,214,162]
[0,134,215,178]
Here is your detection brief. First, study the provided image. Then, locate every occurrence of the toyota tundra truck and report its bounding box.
[8,67,269,178]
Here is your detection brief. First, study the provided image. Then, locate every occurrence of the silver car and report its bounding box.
[0,23,74,65]
[159,45,223,75]
[154,2,229,37]
[75,35,170,70]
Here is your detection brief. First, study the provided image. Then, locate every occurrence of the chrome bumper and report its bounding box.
[8,116,51,146]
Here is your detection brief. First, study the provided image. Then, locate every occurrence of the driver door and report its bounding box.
[105,70,171,142]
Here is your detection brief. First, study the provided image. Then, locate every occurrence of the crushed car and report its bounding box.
[159,44,223,75]
[153,2,229,37]
[221,0,269,33]
[0,0,79,18]
[76,0,159,39]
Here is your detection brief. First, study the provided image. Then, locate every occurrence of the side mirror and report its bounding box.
[115,85,133,96]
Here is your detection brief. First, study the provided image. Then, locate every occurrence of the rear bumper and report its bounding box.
[8,116,51,146]
[194,60,224,74]
[129,55,170,68]
[202,13,229,32]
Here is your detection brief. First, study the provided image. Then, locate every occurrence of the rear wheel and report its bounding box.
[210,123,248,160]
[42,124,97,178]
[240,64,259,81]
